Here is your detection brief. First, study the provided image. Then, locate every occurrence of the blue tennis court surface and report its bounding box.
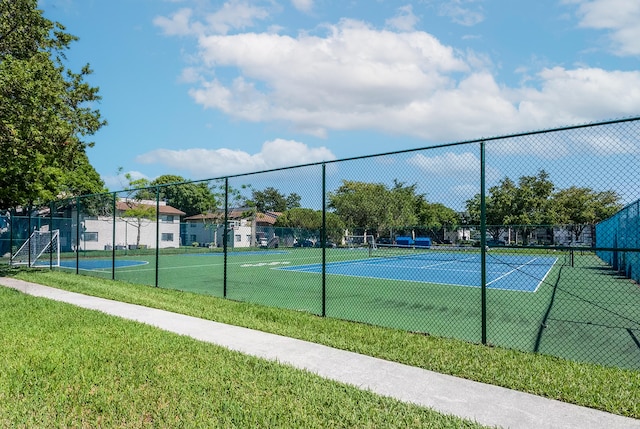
[278,252,558,292]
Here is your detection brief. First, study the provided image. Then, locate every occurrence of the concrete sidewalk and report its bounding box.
[1,277,638,429]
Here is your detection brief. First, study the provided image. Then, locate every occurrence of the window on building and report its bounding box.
[161,233,174,241]
[235,234,241,242]
[190,234,197,242]
[162,215,174,223]
[83,232,98,242]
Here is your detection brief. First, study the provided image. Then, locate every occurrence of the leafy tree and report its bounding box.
[78,191,114,218]
[466,171,554,243]
[121,202,155,248]
[328,181,388,234]
[383,181,420,236]
[324,212,347,242]
[285,193,302,210]
[275,208,320,230]
[329,179,459,240]
[151,175,217,217]
[114,173,219,217]
[252,187,301,213]
[507,171,554,224]
[506,170,554,244]
[416,201,459,240]
[275,208,345,242]
[466,170,621,245]
[466,177,518,240]
[550,187,621,243]
[118,172,155,248]
[115,169,153,199]
[0,0,106,210]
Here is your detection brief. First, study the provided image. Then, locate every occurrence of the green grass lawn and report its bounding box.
[4,267,640,420]
[64,247,640,369]
[0,285,486,428]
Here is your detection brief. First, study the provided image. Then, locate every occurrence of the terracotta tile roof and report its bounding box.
[255,212,281,225]
[184,209,282,223]
[183,212,221,222]
[116,201,186,216]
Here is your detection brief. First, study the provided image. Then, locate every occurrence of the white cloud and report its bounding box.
[407,152,479,175]
[135,139,336,178]
[157,8,640,147]
[386,5,419,32]
[291,0,313,14]
[178,67,201,84]
[516,67,640,126]
[204,0,270,35]
[438,0,485,27]
[407,152,501,181]
[187,19,475,138]
[154,1,270,36]
[153,8,196,36]
[578,131,640,155]
[569,0,640,56]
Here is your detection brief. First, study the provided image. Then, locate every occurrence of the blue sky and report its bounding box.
[39,0,640,209]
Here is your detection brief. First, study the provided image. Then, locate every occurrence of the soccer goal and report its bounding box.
[10,229,60,267]
[344,233,375,248]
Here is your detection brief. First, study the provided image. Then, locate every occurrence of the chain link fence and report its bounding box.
[2,117,639,370]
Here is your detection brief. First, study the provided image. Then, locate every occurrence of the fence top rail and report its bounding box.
[71,115,640,200]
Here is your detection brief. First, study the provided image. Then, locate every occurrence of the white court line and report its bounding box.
[419,255,477,269]
[486,257,540,286]
[351,255,480,271]
[356,255,478,270]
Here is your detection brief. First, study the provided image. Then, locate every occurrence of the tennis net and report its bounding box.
[369,243,572,267]
[369,243,479,262]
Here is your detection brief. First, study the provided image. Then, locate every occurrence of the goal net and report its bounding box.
[10,229,60,267]
[344,234,375,248]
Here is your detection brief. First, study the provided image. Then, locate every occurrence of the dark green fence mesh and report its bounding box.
[597,199,640,283]
[3,117,640,370]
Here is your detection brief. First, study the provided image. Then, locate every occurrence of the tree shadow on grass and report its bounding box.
[0,264,32,277]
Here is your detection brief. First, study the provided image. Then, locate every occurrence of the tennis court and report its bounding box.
[278,247,558,292]
[48,247,639,369]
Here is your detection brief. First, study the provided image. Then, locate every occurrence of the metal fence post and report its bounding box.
[27,205,32,268]
[155,186,160,288]
[322,162,327,317]
[112,192,116,280]
[75,197,80,274]
[9,208,13,262]
[223,177,229,298]
[49,201,54,268]
[480,141,487,345]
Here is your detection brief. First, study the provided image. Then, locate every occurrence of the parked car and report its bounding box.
[293,239,314,248]
[486,239,506,247]
[314,240,337,248]
[258,238,268,248]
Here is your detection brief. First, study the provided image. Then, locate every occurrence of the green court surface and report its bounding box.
[62,247,640,369]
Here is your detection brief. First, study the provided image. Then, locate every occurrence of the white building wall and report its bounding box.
[230,225,252,248]
[185,221,220,247]
[80,216,182,250]
[209,223,253,248]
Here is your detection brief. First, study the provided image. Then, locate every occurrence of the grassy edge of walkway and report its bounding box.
[8,268,640,419]
[0,284,488,428]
